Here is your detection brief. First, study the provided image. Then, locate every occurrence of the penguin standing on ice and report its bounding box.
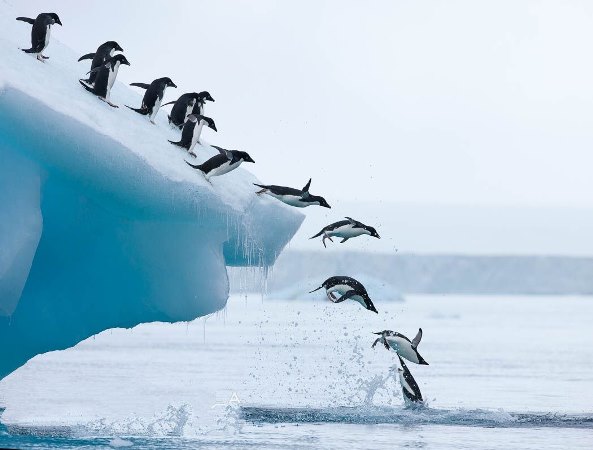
[309,276,378,313]
[310,217,380,247]
[78,41,124,86]
[16,13,62,62]
[127,77,177,124]
[254,179,331,209]
[191,91,215,117]
[186,146,254,181]
[169,114,217,157]
[396,355,424,404]
[162,92,215,129]
[79,54,130,107]
[372,328,429,365]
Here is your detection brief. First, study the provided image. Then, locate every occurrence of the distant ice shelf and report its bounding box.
[0,3,303,380]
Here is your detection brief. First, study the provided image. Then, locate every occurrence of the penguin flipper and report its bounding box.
[78,53,96,62]
[130,82,151,89]
[411,328,423,349]
[162,101,176,107]
[302,178,312,193]
[16,17,35,24]
[371,338,382,349]
[79,79,96,93]
[340,237,349,243]
[334,290,358,303]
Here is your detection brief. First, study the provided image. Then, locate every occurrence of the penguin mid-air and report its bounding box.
[169,114,217,157]
[254,179,331,209]
[310,217,380,247]
[16,13,62,62]
[186,146,254,181]
[191,91,215,116]
[163,92,215,129]
[78,41,123,86]
[372,328,429,365]
[396,355,424,404]
[127,77,177,124]
[79,54,130,107]
[309,276,378,313]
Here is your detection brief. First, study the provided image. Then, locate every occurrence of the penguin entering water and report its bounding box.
[186,146,254,181]
[169,115,217,157]
[396,355,424,404]
[254,179,331,209]
[79,54,130,108]
[310,217,380,247]
[162,92,215,129]
[372,329,429,365]
[126,77,177,124]
[309,276,378,313]
[78,41,123,86]
[16,13,62,62]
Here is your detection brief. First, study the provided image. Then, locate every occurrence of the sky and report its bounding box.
[13,0,593,254]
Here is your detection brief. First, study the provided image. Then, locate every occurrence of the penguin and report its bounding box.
[396,355,424,404]
[309,276,378,313]
[79,54,130,108]
[185,146,254,181]
[16,13,62,62]
[253,179,331,209]
[310,217,380,247]
[372,329,429,365]
[126,77,177,124]
[169,115,217,157]
[190,91,215,116]
[162,92,215,129]
[78,41,123,86]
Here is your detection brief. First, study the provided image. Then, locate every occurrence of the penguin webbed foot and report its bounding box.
[188,151,197,158]
[255,189,267,195]
[36,54,45,63]
[40,54,49,59]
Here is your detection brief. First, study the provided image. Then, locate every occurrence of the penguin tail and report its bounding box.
[21,48,36,53]
[185,161,203,171]
[168,140,184,147]
[79,80,95,93]
[309,230,324,239]
[126,106,149,115]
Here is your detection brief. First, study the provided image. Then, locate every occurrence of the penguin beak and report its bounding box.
[56,19,62,26]
[372,332,383,335]
[308,286,324,294]
[170,82,178,88]
[209,123,217,132]
[246,156,255,163]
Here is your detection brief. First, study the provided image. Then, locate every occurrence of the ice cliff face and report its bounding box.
[0,4,303,379]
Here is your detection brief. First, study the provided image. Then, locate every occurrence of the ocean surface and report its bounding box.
[1,294,592,449]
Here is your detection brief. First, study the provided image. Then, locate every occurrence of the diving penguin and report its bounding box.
[79,54,130,108]
[78,41,124,86]
[185,146,254,181]
[310,217,380,247]
[372,328,429,365]
[127,77,177,124]
[309,276,378,313]
[169,114,217,157]
[396,355,424,404]
[254,179,331,209]
[16,13,62,62]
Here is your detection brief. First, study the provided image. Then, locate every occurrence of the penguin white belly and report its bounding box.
[327,285,365,306]
[207,160,241,179]
[268,194,307,207]
[43,26,51,51]
[184,104,193,122]
[150,97,162,121]
[386,336,419,363]
[329,225,367,239]
[398,372,415,397]
[105,62,121,100]
[189,123,205,152]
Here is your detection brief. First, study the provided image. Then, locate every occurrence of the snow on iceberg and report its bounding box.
[0,4,303,379]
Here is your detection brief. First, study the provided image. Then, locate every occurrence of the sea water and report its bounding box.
[1,295,592,449]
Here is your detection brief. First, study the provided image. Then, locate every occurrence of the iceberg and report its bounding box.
[0,4,303,380]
